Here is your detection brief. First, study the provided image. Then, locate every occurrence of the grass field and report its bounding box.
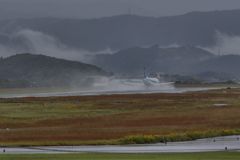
[0,88,240,146]
[0,152,240,160]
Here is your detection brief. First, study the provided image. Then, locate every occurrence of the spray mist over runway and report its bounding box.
[0,78,175,98]
[0,77,219,98]
[91,77,175,92]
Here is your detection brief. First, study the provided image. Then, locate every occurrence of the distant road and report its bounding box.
[1,136,240,154]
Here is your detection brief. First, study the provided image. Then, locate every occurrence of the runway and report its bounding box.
[0,78,224,98]
[0,86,218,98]
[1,136,240,154]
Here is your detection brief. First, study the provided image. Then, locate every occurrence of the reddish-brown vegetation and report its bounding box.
[0,88,240,146]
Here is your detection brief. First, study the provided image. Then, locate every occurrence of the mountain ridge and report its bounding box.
[1,9,240,51]
[91,45,240,80]
[92,46,215,75]
[0,53,108,88]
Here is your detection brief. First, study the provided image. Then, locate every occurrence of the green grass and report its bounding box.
[1,88,240,146]
[2,129,240,147]
[0,152,240,160]
[120,129,240,144]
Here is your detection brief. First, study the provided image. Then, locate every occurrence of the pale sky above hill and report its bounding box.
[0,0,240,19]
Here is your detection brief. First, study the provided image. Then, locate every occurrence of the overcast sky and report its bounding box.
[1,0,240,19]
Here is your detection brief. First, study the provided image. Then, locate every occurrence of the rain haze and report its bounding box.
[1,1,240,157]
[0,0,240,92]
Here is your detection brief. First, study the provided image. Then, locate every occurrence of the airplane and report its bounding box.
[143,68,160,86]
[143,68,174,87]
[143,76,160,86]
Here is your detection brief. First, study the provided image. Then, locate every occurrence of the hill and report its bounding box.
[1,9,240,51]
[92,45,240,81]
[194,55,240,77]
[92,45,214,75]
[0,54,108,88]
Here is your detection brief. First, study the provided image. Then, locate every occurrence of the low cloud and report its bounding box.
[0,29,115,62]
[205,31,240,55]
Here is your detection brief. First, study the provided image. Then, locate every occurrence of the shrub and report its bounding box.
[120,129,240,144]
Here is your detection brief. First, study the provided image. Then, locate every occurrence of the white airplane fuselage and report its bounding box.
[143,76,160,86]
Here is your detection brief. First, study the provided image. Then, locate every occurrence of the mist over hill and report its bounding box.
[0,54,108,88]
[1,9,240,55]
[1,9,240,84]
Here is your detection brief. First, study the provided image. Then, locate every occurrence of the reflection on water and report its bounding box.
[0,78,217,98]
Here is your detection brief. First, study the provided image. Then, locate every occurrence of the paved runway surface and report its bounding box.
[1,136,240,154]
[0,87,217,98]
